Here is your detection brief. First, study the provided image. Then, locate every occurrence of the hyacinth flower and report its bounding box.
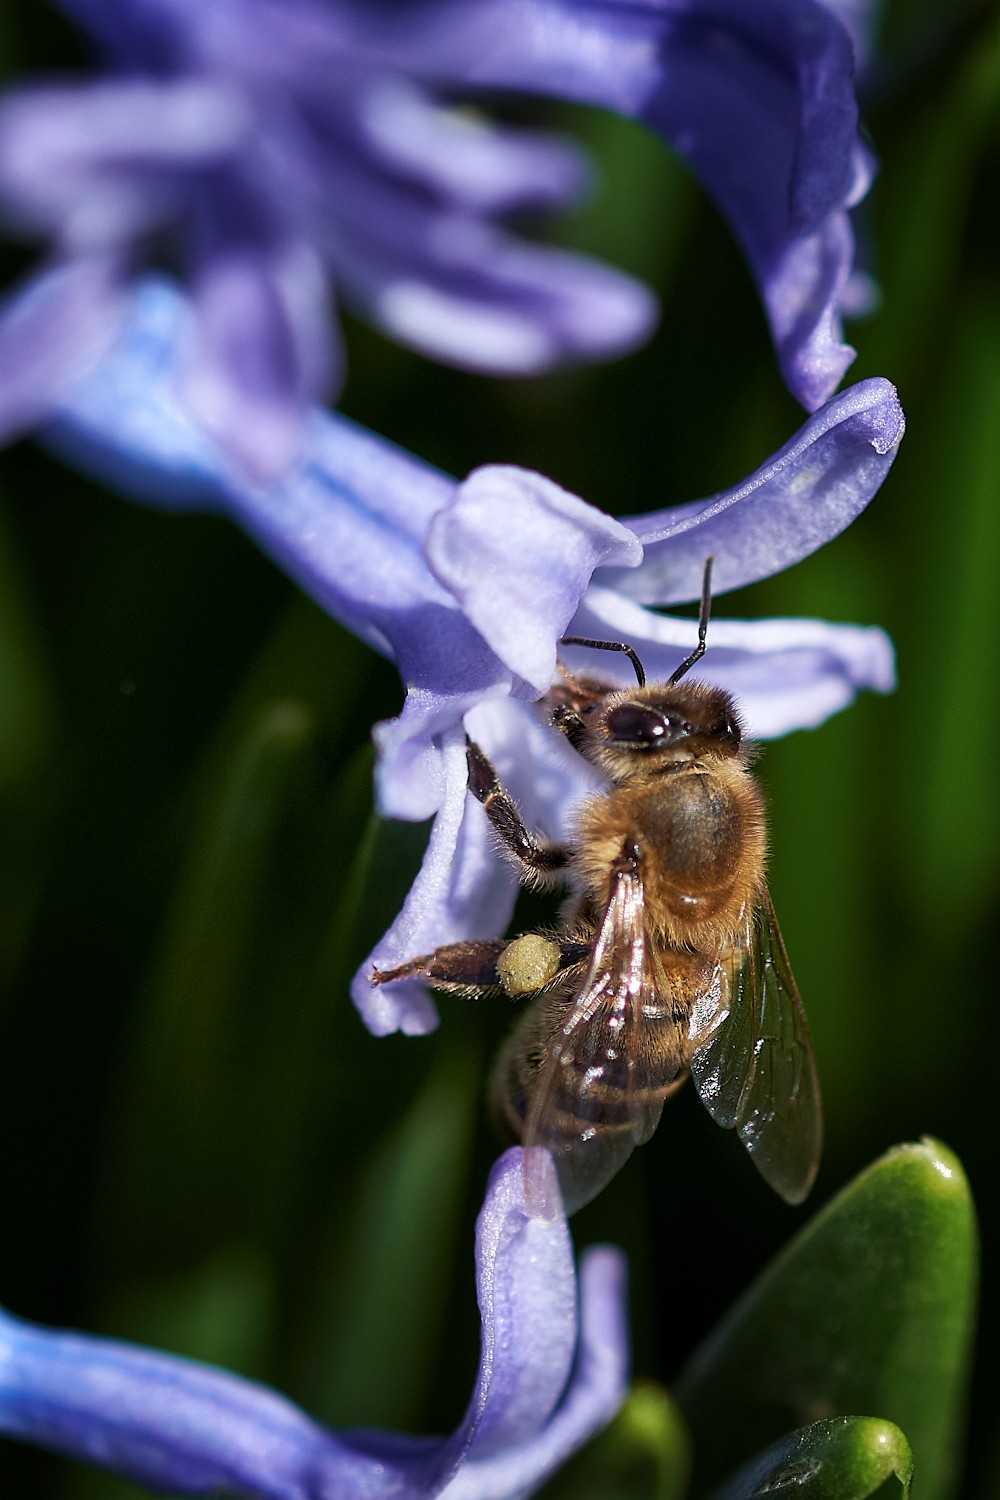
[0,1148,628,1498]
[38,277,904,1038]
[0,0,871,478]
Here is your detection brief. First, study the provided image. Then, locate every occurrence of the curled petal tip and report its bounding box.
[867,382,905,456]
[427,464,641,694]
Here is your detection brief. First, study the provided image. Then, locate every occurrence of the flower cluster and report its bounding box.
[41,276,902,1036]
[0,1,905,1496]
[1,0,870,478]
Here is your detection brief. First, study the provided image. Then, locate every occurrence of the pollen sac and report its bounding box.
[498,935,562,996]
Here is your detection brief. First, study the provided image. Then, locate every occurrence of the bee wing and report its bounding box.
[688,888,822,1205]
[522,861,675,1217]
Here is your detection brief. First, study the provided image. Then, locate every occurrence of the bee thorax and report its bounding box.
[574,761,766,949]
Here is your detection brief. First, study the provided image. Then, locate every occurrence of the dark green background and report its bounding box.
[1,2,997,1496]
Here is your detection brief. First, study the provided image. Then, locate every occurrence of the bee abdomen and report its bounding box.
[491,1000,688,1147]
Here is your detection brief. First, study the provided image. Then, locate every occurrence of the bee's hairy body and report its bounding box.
[493,715,767,1156]
[372,635,821,1215]
[574,754,766,950]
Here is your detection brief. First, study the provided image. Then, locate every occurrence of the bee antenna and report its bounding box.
[559,636,646,688]
[668,557,714,685]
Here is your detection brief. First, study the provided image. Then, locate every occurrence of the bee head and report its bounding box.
[554,681,743,782]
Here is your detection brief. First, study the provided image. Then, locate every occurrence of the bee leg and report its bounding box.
[371,939,508,994]
[372,935,589,998]
[466,739,570,879]
[549,703,588,754]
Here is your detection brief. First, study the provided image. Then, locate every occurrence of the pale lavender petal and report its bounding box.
[0,80,249,247]
[427,466,642,694]
[762,197,858,410]
[573,586,895,738]
[818,0,880,70]
[40,276,284,508]
[602,378,904,606]
[346,228,658,377]
[354,728,519,1037]
[460,1150,578,1456]
[0,1304,398,1498]
[441,1247,628,1500]
[204,23,658,377]
[0,258,127,445]
[184,237,339,482]
[464,697,602,842]
[348,1148,592,1491]
[359,78,591,218]
[373,687,508,825]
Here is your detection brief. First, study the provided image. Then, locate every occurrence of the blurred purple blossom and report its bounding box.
[41,278,904,1038]
[0,0,872,478]
[0,1149,627,1498]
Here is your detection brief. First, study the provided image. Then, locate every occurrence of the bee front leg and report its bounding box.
[466,739,570,882]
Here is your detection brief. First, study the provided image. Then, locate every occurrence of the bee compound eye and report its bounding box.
[605,703,669,745]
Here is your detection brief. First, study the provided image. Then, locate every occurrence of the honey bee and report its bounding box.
[372,561,821,1215]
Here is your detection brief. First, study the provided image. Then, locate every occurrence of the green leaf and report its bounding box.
[126,695,316,1102]
[92,696,318,1276]
[897,287,1000,935]
[706,1417,912,1500]
[858,13,1000,391]
[305,1022,482,1430]
[540,1381,692,1500]
[676,1141,976,1500]
[552,108,697,289]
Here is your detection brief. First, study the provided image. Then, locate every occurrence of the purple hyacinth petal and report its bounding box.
[184,237,338,482]
[427,465,642,694]
[0,1305,393,1497]
[459,1150,578,1455]
[572,585,894,737]
[0,1149,615,1499]
[818,0,879,69]
[0,257,125,445]
[40,276,272,507]
[372,688,504,826]
[359,79,591,217]
[442,1247,628,1499]
[366,238,657,376]
[343,0,866,409]
[314,81,656,379]
[0,80,248,247]
[600,378,905,606]
[466,696,602,842]
[355,728,514,1037]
